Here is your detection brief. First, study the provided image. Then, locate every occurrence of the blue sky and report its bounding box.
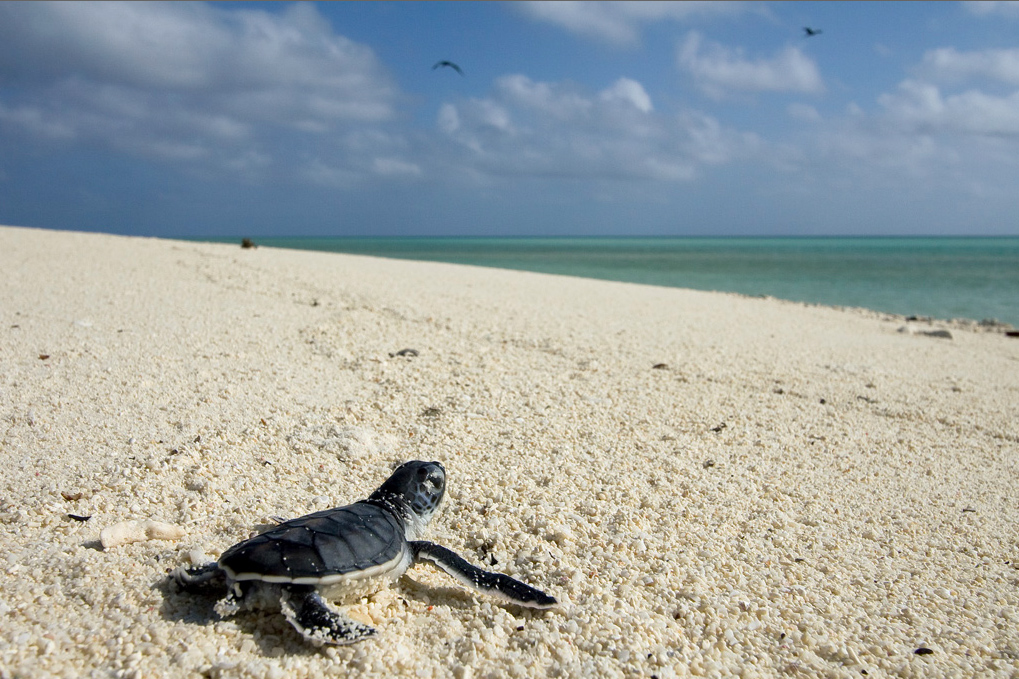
[1,1,1018,237]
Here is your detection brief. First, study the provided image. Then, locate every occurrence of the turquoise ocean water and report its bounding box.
[225,237,1019,327]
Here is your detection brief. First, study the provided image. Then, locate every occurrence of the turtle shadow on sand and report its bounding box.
[155,577,325,656]
[154,576,220,628]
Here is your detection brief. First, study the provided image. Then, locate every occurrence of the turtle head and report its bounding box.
[370,460,446,539]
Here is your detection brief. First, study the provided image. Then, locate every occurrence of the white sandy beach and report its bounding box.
[1,225,1017,678]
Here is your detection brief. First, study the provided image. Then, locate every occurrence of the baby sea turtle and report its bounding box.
[172,460,556,645]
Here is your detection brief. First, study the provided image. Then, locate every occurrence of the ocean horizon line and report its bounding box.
[194,234,1019,328]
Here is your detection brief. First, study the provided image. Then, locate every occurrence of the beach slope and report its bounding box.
[1,226,1017,678]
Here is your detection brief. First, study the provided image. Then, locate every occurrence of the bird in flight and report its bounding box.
[433,60,464,76]
[803,27,822,37]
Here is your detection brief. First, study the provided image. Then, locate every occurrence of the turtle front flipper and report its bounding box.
[279,586,376,646]
[411,541,557,608]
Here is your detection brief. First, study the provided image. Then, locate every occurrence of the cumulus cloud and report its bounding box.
[964,1,1019,17]
[678,32,824,98]
[516,1,744,47]
[815,122,953,180]
[599,78,654,113]
[879,80,1019,137]
[864,46,1019,141]
[0,2,397,173]
[437,75,757,182]
[919,46,1019,86]
[795,42,1019,192]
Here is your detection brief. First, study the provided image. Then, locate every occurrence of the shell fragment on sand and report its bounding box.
[100,520,186,549]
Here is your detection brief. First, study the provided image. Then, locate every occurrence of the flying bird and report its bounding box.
[803,27,823,37]
[433,60,464,76]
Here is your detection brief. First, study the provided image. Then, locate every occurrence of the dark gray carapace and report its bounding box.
[218,502,407,583]
[173,460,556,646]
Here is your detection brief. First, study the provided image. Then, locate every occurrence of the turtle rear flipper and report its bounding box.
[411,541,557,608]
[172,563,227,594]
[280,586,376,646]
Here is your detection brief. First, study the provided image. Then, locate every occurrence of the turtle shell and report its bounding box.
[219,501,407,584]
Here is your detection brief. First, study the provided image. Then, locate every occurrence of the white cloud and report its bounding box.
[919,46,1019,86]
[964,1,1019,17]
[678,32,824,97]
[516,1,744,47]
[304,159,360,189]
[863,46,1019,143]
[0,102,75,139]
[372,158,422,177]
[879,80,1019,137]
[789,43,1019,197]
[600,78,654,113]
[437,75,757,182]
[437,104,461,134]
[497,75,593,120]
[476,100,515,133]
[517,1,638,46]
[0,2,397,172]
[817,124,952,179]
